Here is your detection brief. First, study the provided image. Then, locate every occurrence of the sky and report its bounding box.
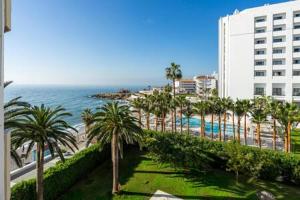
[5,0,287,86]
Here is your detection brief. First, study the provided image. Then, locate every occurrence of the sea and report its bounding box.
[5,85,144,127]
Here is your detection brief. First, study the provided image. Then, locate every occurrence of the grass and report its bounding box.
[292,129,300,158]
[61,148,300,200]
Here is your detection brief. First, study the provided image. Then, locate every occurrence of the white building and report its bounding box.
[193,72,218,97]
[175,79,196,94]
[219,0,300,102]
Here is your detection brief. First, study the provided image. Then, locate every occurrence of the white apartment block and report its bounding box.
[219,0,300,103]
[175,79,196,94]
[193,72,218,97]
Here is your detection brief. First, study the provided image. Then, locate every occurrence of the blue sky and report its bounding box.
[5,0,286,86]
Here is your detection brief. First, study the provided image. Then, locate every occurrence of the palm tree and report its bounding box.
[208,98,216,140]
[229,100,235,138]
[131,98,144,127]
[214,98,224,141]
[165,62,182,133]
[11,105,78,200]
[176,96,188,133]
[86,102,143,193]
[241,99,252,145]
[250,97,268,148]
[142,95,153,130]
[277,102,300,152]
[183,102,193,134]
[267,99,281,150]
[81,109,94,136]
[221,97,232,142]
[234,100,244,144]
[4,81,30,167]
[193,101,209,137]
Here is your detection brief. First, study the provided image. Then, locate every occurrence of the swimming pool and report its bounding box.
[178,117,244,136]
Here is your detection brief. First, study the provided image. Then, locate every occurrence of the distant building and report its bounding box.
[193,72,218,98]
[175,79,196,94]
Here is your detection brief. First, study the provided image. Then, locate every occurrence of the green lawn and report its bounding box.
[292,129,300,158]
[61,148,300,200]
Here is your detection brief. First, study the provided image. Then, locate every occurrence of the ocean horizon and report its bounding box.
[5,84,146,126]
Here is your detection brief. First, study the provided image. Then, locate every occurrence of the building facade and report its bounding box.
[193,72,218,97]
[175,79,196,94]
[219,0,300,102]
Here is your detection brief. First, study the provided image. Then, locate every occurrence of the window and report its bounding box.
[255,60,266,66]
[273,13,286,20]
[273,59,285,65]
[255,27,266,33]
[294,47,300,53]
[294,35,300,41]
[254,71,266,76]
[272,88,283,96]
[273,36,285,43]
[255,49,266,55]
[273,48,285,54]
[294,23,300,29]
[294,59,300,64]
[255,88,265,95]
[293,88,300,96]
[255,16,266,23]
[293,70,300,76]
[295,11,300,18]
[273,25,285,32]
[255,38,266,44]
[273,70,285,76]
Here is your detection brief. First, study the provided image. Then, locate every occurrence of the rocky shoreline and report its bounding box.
[90,89,133,100]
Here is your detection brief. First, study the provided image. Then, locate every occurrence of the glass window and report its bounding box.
[294,35,300,41]
[273,13,286,20]
[255,60,266,66]
[273,48,284,54]
[255,16,266,23]
[294,47,300,53]
[273,25,285,32]
[254,71,265,76]
[255,28,266,33]
[273,59,285,65]
[294,23,300,29]
[294,59,300,64]
[255,49,265,55]
[293,70,300,76]
[255,88,265,95]
[295,11,300,18]
[272,88,282,96]
[273,71,285,76]
[293,88,300,96]
[255,39,266,44]
[273,37,284,43]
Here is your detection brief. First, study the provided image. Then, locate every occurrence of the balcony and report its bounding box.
[255,21,267,28]
[294,28,300,35]
[254,54,267,60]
[273,53,286,59]
[295,17,300,23]
[273,30,287,37]
[273,42,286,48]
[254,43,267,49]
[273,19,287,26]
[294,52,300,58]
[294,40,300,46]
[254,32,267,38]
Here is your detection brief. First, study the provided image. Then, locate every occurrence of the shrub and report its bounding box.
[144,130,300,185]
[11,144,110,200]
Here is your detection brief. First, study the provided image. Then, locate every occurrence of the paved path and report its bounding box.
[150,190,183,200]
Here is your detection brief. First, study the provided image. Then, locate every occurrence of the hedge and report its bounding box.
[144,130,300,185]
[11,144,110,200]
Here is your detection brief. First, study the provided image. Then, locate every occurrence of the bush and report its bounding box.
[144,130,300,185]
[11,144,110,200]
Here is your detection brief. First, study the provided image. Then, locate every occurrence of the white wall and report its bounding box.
[219,0,300,101]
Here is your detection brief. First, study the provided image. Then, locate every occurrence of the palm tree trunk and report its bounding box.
[237,117,241,144]
[112,132,119,194]
[138,109,142,128]
[232,112,235,140]
[187,117,190,134]
[218,114,222,141]
[273,119,276,150]
[223,112,226,142]
[171,111,174,133]
[180,106,183,134]
[199,116,202,137]
[211,114,214,140]
[146,112,150,130]
[155,116,158,131]
[202,115,206,137]
[160,116,163,132]
[36,144,44,200]
[173,79,177,133]
[244,114,247,145]
[287,121,291,153]
[257,123,261,148]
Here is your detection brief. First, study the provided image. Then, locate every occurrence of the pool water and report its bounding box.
[178,117,244,136]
